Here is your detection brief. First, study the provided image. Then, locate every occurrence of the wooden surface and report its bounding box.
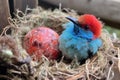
[14,0,38,12]
[42,0,120,24]
[0,0,38,33]
[0,0,10,33]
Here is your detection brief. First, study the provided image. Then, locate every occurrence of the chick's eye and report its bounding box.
[84,25,89,30]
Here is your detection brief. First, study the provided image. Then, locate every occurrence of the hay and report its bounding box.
[0,7,120,80]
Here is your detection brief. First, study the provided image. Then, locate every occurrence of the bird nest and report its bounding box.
[0,7,120,80]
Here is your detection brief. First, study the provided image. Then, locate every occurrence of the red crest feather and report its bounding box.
[78,14,102,39]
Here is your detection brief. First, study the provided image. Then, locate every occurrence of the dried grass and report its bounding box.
[0,7,120,80]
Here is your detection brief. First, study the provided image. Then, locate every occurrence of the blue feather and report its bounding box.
[59,21,102,61]
[88,38,102,55]
[62,22,93,40]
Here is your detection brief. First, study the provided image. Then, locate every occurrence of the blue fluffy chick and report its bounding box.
[59,15,102,62]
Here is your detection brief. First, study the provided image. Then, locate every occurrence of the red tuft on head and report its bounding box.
[78,14,102,39]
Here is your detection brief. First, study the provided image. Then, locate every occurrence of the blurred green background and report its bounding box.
[104,26,120,38]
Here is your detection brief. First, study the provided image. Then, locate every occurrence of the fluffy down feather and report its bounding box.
[59,22,102,61]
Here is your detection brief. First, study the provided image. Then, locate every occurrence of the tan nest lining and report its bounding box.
[0,7,120,80]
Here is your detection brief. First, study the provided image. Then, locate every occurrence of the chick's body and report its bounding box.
[59,15,102,61]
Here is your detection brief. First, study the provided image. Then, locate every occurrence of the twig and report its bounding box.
[118,48,120,72]
[27,62,34,76]
[34,61,44,68]
[48,71,55,80]
[85,61,90,80]
[107,53,120,60]
[106,60,114,80]
[66,71,85,80]
[90,55,98,64]
[55,71,72,76]
[57,70,73,75]
[9,70,22,74]
[89,73,101,80]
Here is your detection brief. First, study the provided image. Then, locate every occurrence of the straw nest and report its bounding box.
[0,7,120,80]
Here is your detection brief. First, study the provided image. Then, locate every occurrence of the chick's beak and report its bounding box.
[66,16,81,27]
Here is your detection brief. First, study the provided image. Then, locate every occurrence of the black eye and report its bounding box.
[84,25,89,30]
